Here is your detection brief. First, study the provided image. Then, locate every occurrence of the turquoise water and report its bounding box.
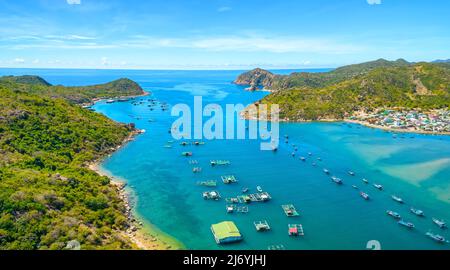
[2,68,449,250]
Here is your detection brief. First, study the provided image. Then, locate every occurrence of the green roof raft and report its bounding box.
[211,221,243,244]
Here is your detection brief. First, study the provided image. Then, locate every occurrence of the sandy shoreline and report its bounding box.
[85,93,184,250]
[89,162,183,250]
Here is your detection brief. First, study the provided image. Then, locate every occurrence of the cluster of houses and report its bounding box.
[350,109,450,133]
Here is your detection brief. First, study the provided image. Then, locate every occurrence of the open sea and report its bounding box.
[1,68,449,250]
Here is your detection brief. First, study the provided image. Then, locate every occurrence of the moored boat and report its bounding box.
[432,218,447,229]
[362,178,369,184]
[426,232,446,243]
[386,210,401,219]
[331,176,343,185]
[360,192,370,200]
[323,169,330,174]
[348,171,355,176]
[373,184,383,190]
[410,208,425,217]
[391,195,404,204]
[398,220,415,229]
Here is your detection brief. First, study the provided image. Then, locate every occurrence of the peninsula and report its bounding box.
[0,76,178,249]
[236,59,450,134]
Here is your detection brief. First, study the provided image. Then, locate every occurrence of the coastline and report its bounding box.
[241,112,450,136]
[89,162,184,250]
[85,91,185,250]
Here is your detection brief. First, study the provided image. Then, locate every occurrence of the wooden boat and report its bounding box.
[211,160,231,166]
[432,218,447,229]
[254,221,271,232]
[282,204,300,217]
[203,191,221,200]
[197,180,217,187]
[288,224,304,236]
[386,210,401,219]
[221,175,238,184]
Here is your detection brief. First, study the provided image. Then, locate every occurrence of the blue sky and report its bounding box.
[0,0,449,69]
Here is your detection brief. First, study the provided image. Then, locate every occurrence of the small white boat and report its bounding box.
[391,195,404,204]
[426,232,446,243]
[362,179,369,184]
[373,184,383,190]
[348,171,355,176]
[432,218,447,229]
[331,176,343,185]
[386,210,401,219]
[398,220,415,229]
[360,192,370,200]
[352,185,358,189]
[323,169,330,174]
[410,208,424,217]
[300,157,306,161]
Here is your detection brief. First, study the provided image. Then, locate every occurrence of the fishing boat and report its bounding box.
[221,175,238,184]
[391,195,404,204]
[288,224,304,236]
[197,180,217,187]
[360,192,370,200]
[352,185,358,189]
[181,152,193,157]
[256,186,263,192]
[373,184,383,190]
[300,157,306,161]
[308,152,312,156]
[348,171,355,176]
[282,204,300,217]
[317,157,322,161]
[398,220,415,229]
[331,176,343,185]
[254,220,271,232]
[426,232,446,243]
[210,160,231,166]
[432,218,447,229]
[323,169,330,175]
[291,152,296,157]
[203,191,220,200]
[410,208,425,217]
[362,179,369,184]
[386,210,401,219]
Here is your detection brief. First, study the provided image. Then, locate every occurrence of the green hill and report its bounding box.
[235,59,411,91]
[239,61,450,121]
[0,79,143,250]
[0,76,145,104]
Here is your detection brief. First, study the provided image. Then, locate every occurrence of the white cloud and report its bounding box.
[101,57,109,65]
[13,58,25,63]
[67,0,81,4]
[125,35,363,54]
[367,0,382,5]
[218,6,232,12]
